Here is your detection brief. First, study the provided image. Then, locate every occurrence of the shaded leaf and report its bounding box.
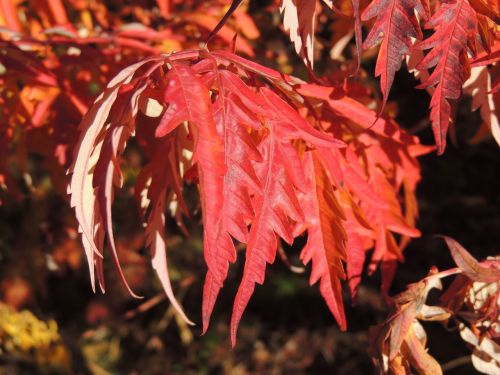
[443,236,500,283]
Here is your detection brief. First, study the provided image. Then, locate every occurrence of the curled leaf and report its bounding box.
[442,236,500,283]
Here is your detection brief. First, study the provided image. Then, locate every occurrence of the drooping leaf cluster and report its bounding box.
[68,50,426,344]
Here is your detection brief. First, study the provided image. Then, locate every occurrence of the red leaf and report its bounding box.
[201,70,262,333]
[415,0,479,154]
[157,62,227,309]
[300,151,347,330]
[229,118,304,346]
[362,0,426,108]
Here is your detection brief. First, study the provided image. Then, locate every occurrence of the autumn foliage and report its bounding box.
[0,0,498,374]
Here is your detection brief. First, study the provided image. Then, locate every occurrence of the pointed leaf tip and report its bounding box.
[441,236,500,283]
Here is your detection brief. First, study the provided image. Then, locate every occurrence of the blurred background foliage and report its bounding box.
[0,0,499,374]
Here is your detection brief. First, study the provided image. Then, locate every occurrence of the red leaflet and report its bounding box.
[202,70,262,333]
[300,151,347,330]
[415,0,479,154]
[361,0,426,108]
[157,63,228,330]
[230,124,304,346]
